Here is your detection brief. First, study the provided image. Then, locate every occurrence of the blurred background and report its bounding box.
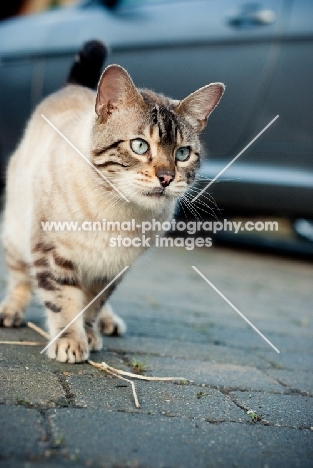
[0,0,74,19]
[0,0,312,257]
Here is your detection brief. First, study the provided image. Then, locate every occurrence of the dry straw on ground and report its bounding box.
[0,321,188,408]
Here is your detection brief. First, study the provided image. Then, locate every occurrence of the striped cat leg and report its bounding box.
[84,279,126,347]
[83,280,120,350]
[36,273,88,363]
[98,302,127,336]
[0,246,32,327]
[83,288,103,352]
[32,244,88,363]
[89,278,127,336]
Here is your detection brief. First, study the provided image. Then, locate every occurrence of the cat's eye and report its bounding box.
[130,139,149,155]
[175,147,190,161]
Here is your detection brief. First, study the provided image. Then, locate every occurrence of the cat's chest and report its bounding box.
[73,224,159,281]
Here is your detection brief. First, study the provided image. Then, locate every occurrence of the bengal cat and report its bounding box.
[0,41,224,362]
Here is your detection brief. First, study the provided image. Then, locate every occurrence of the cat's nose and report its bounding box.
[157,169,175,187]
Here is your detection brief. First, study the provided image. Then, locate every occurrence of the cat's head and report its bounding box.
[91,65,224,210]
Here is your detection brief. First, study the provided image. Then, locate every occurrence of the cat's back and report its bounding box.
[7,84,95,179]
[32,84,96,130]
[5,84,95,214]
[38,84,95,116]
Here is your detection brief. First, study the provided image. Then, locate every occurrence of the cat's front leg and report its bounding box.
[33,255,88,363]
[98,302,127,336]
[84,301,126,350]
[43,287,88,363]
[83,290,103,352]
[42,285,88,363]
[84,285,126,349]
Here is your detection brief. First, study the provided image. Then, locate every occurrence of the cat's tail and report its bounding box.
[66,40,108,90]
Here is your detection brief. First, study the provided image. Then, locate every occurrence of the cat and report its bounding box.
[0,41,224,363]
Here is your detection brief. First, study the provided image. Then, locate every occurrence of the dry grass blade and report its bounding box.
[1,321,187,410]
[88,360,104,371]
[0,322,49,346]
[88,359,189,409]
[27,322,50,340]
[102,361,186,381]
[88,359,140,408]
[0,341,44,346]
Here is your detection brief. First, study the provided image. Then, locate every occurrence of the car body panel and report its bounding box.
[0,0,312,217]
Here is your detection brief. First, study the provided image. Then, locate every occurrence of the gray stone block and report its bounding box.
[47,409,313,468]
[0,406,45,458]
[0,367,65,407]
[230,391,313,429]
[265,369,313,395]
[132,355,285,392]
[67,373,249,421]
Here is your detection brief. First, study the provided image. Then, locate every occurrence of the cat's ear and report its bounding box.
[95,64,145,122]
[176,83,225,132]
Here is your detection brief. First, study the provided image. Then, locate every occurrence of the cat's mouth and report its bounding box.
[144,187,165,197]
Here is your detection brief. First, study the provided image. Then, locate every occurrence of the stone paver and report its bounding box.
[46,409,313,468]
[265,369,313,395]
[0,367,65,407]
[0,406,46,458]
[0,244,312,467]
[230,391,313,428]
[102,333,272,368]
[68,375,249,421]
[133,355,285,392]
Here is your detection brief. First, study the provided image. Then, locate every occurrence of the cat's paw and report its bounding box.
[85,326,103,352]
[47,336,89,363]
[98,304,127,336]
[0,302,23,327]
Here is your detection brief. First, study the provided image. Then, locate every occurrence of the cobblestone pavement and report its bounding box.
[0,242,312,467]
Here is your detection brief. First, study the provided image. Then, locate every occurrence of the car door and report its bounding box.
[237,0,313,217]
